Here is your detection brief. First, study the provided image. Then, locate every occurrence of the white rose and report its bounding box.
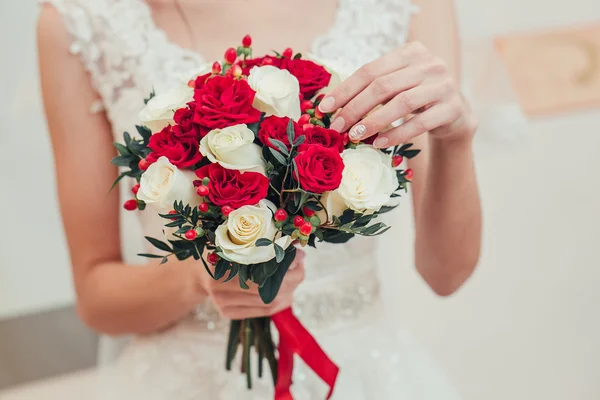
[199,124,265,174]
[337,145,398,212]
[247,66,301,120]
[215,200,292,265]
[315,191,347,224]
[137,157,199,210]
[138,84,194,132]
[178,63,212,84]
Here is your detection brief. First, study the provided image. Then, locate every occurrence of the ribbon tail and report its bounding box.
[274,332,294,400]
[272,308,340,400]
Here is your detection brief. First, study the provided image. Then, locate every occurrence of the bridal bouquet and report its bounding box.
[111,35,418,399]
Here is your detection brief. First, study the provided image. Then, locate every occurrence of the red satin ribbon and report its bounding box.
[271,307,339,400]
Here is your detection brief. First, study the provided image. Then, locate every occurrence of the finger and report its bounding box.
[318,42,431,113]
[329,67,424,133]
[348,83,444,143]
[374,102,461,146]
[221,296,293,319]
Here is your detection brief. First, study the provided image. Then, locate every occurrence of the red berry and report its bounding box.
[300,100,313,114]
[138,158,150,171]
[315,93,326,104]
[131,184,140,195]
[207,252,220,265]
[302,206,315,217]
[198,202,209,213]
[224,47,237,64]
[298,114,311,126]
[302,123,315,131]
[221,205,234,217]
[282,48,293,59]
[168,210,178,221]
[184,229,197,240]
[299,222,313,236]
[405,168,414,181]
[261,57,274,66]
[232,64,243,78]
[293,216,305,228]
[242,34,252,47]
[342,132,349,146]
[211,61,222,74]
[187,79,195,88]
[274,209,288,222]
[123,199,138,211]
[392,155,404,168]
[196,185,209,197]
[313,108,324,119]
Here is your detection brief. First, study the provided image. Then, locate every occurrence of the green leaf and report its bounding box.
[378,205,397,214]
[250,259,279,285]
[136,125,152,143]
[303,202,322,211]
[123,132,132,146]
[215,259,229,280]
[269,148,288,165]
[268,139,289,156]
[293,135,305,146]
[399,143,413,152]
[402,149,421,159]
[224,264,239,283]
[200,256,215,279]
[339,209,355,225]
[160,257,169,265]
[114,142,131,156]
[191,207,199,225]
[137,253,164,259]
[274,243,285,263]
[109,172,128,192]
[259,247,296,304]
[286,119,296,144]
[255,238,272,247]
[309,215,321,226]
[353,214,374,228]
[145,236,172,253]
[110,154,130,167]
[238,266,250,289]
[293,53,302,60]
[164,220,182,228]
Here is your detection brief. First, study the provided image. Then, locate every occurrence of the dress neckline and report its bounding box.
[132,0,345,67]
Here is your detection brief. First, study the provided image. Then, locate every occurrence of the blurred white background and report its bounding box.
[1,1,599,399]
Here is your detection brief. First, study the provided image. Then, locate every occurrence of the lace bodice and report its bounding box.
[42,0,416,330]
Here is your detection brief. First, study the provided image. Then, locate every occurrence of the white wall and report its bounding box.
[0,1,74,319]
[1,1,599,399]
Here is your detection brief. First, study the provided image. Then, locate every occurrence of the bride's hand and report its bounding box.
[199,250,305,319]
[318,41,478,146]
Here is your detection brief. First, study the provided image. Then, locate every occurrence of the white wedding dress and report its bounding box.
[37,0,470,398]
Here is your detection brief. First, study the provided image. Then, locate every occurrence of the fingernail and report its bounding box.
[318,97,335,112]
[330,116,345,132]
[373,136,389,148]
[349,125,367,140]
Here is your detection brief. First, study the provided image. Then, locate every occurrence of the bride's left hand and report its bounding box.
[318,41,478,146]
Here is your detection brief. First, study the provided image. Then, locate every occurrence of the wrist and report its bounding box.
[430,132,473,154]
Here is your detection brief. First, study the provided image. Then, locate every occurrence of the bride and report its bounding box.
[36,0,481,398]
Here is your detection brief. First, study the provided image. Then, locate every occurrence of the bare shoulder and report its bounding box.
[37,3,71,53]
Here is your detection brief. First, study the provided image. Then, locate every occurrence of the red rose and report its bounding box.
[172,103,200,139]
[192,75,261,137]
[280,59,331,100]
[193,73,212,90]
[146,126,202,168]
[241,56,282,75]
[258,116,301,150]
[293,145,344,193]
[299,126,344,152]
[195,163,269,209]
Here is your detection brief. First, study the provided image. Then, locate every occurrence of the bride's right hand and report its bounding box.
[198,250,305,319]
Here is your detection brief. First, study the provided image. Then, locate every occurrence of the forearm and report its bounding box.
[77,260,205,335]
[414,135,481,295]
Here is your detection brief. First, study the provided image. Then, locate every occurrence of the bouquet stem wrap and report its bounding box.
[272,307,339,400]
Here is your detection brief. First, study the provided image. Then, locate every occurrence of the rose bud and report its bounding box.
[232,64,243,78]
[168,210,178,221]
[242,34,252,47]
[282,47,293,59]
[211,61,222,75]
[187,79,195,88]
[274,209,288,222]
[224,47,237,64]
[262,57,274,66]
[405,168,414,181]
[207,252,220,265]
[131,184,140,195]
[123,199,138,211]
[300,221,313,236]
[221,205,234,217]
[300,100,314,114]
[302,206,315,217]
[302,123,315,131]
[313,108,324,120]
[196,185,209,197]
[198,202,209,213]
[293,215,305,228]
[342,132,350,146]
[392,155,404,168]
[138,158,150,171]
[184,229,197,240]
[298,114,311,126]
